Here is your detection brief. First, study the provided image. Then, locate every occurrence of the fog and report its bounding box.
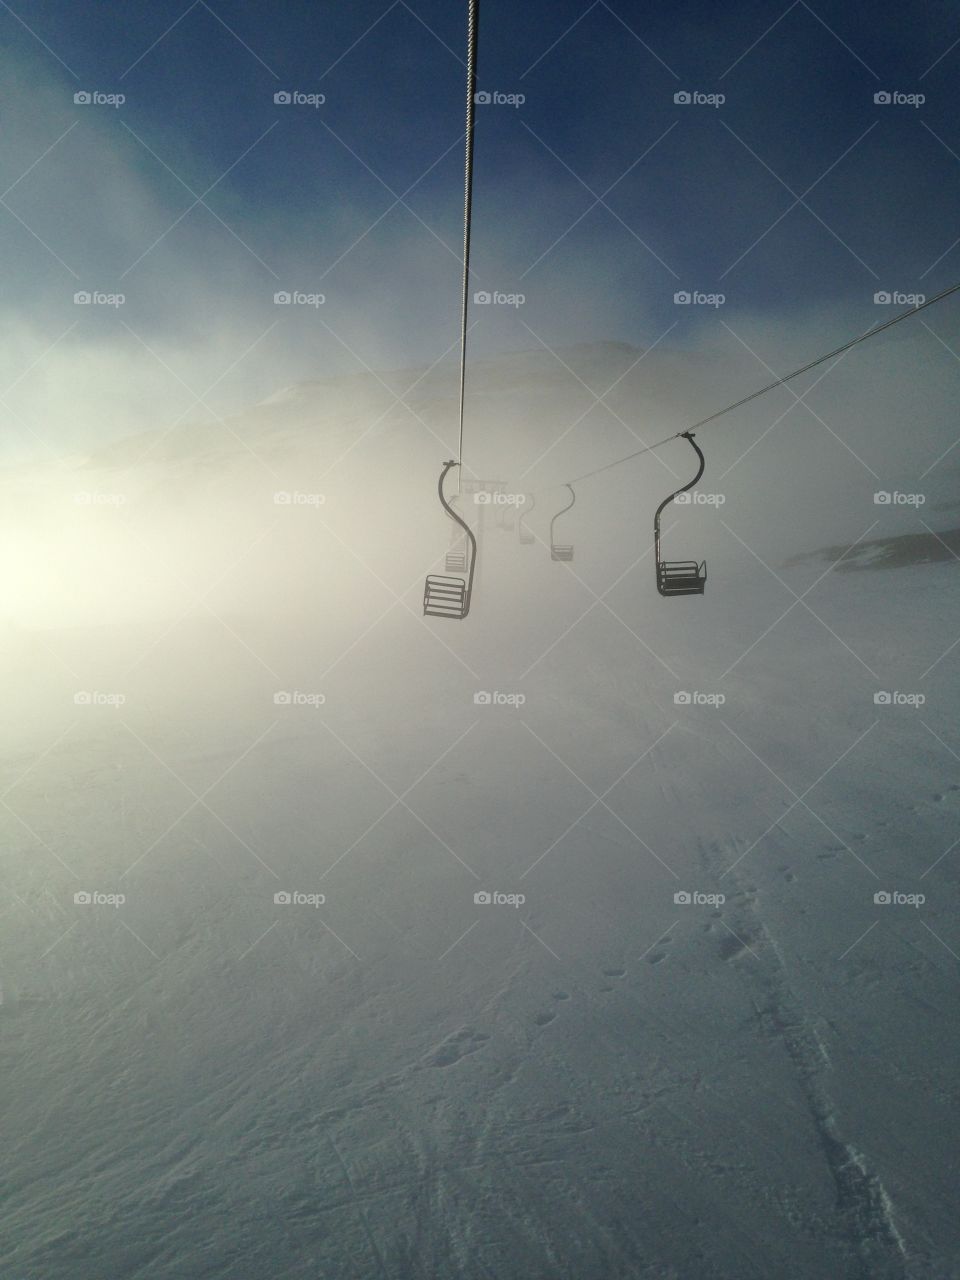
[4,7,960,1278]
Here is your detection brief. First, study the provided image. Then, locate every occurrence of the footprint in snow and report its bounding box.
[423,1028,489,1069]
[646,932,674,965]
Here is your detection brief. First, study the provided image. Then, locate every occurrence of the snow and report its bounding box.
[1,344,958,1278]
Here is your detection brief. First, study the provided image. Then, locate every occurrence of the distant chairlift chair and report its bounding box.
[495,498,515,533]
[424,460,477,619]
[445,493,468,572]
[654,431,707,596]
[550,484,576,561]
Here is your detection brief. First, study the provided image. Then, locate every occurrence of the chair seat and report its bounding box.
[551,545,574,562]
[657,560,706,596]
[424,574,469,618]
[445,550,467,572]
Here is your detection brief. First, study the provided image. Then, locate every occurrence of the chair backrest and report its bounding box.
[657,559,706,596]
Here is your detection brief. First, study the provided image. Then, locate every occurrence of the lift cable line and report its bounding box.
[423,0,481,621]
[456,0,479,487]
[551,279,960,492]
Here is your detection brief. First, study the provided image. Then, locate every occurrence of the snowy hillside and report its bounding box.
[1,343,959,1279]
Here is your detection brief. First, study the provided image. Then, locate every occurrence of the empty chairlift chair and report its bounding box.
[424,460,477,620]
[550,485,576,561]
[518,493,536,545]
[654,431,707,597]
[495,498,515,533]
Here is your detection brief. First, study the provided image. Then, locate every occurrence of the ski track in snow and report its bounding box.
[693,832,908,1279]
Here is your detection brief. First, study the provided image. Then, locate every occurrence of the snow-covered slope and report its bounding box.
[1,344,958,1279]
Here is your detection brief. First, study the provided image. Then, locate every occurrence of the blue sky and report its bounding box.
[1,0,958,451]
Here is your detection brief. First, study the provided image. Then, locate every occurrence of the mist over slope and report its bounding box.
[1,341,958,1278]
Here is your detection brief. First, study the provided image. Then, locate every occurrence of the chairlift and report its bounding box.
[654,432,707,596]
[550,484,576,561]
[424,461,477,619]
